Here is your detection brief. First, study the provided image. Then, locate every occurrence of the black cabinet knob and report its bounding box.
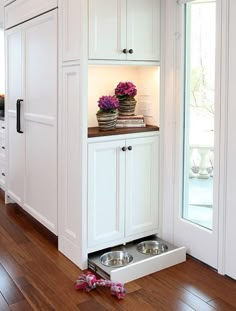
[1,146,5,150]
[122,49,128,54]
[122,146,127,152]
[128,146,132,151]
[1,126,5,129]
[2,173,5,177]
[128,49,134,54]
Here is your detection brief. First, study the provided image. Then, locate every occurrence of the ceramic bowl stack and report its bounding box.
[118,99,137,116]
[96,111,118,131]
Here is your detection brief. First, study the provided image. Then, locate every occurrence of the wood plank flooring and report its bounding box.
[0,191,236,310]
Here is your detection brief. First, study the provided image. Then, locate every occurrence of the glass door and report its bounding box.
[183,0,216,230]
[174,0,218,268]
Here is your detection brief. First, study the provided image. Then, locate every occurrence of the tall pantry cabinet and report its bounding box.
[5,3,58,234]
[58,0,162,269]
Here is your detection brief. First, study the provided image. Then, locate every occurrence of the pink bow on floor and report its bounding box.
[75,272,126,299]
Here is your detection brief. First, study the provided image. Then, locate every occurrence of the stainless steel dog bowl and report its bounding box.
[137,241,168,255]
[100,251,133,267]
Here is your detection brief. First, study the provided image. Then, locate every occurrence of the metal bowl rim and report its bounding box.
[99,251,134,267]
[136,240,168,254]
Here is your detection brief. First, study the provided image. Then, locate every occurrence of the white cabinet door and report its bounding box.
[62,0,81,62]
[89,0,126,60]
[126,0,160,61]
[88,140,125,249]
[23,11,58,234]
[125,136,159,237]
[6,28,25,205]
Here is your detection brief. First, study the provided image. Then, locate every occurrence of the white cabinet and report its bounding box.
[6,10,58,234]
[89,0,160,62]
[88,134,159,251]
[61,0,81,62]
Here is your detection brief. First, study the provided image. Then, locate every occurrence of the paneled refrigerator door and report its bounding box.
[23,11,58,234]
[6,27,25,205]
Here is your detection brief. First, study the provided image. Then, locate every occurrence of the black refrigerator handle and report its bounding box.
[16,99,23,134]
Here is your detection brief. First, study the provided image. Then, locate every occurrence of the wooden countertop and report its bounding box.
[88,125,159,138]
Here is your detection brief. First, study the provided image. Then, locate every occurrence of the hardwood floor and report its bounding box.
[0,192,236,310]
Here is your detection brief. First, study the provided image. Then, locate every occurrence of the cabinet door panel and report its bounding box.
[62,0,80,62]
[89,0,126,60]
[88,140,125,249]
[23,11,58,234]
[126,0,160,61]
[6,28,24,205]
[58,66,83,266]
[125,136,159,237]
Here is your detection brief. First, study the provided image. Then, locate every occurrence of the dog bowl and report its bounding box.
[137,241,168,255]
[100,251,133,267]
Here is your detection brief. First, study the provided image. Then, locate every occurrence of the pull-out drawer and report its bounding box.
[5,0,58,29]
[88,237,186,284]
[0,120,6,133]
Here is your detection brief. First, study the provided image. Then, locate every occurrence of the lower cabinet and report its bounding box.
[87,133,159,251]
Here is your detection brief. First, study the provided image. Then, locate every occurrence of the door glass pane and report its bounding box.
[183,0,216,230]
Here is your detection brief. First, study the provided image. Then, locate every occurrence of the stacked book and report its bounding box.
[116,115,146,128]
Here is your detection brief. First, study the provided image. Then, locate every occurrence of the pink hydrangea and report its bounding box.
[97,95,119,112]
[115,82,137,100]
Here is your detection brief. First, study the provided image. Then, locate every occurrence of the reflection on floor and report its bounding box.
[184,178,213,230]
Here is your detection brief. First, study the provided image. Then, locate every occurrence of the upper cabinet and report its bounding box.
[89,0,160,62]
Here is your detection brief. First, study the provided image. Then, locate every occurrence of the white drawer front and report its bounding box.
[0,159,6,188]
[0,120,6,133]
[0,134,6,159]
[111,247,186,283]
[5,0,58,29]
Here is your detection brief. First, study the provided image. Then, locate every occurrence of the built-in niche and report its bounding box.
[88,65,160,128]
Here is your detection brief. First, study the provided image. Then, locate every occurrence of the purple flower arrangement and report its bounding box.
[115,81,137,101]
[97,95,119,113]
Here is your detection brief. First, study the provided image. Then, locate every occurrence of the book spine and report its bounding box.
[116,124,146,128]
[116,120,144,124]
[117,115,144,120]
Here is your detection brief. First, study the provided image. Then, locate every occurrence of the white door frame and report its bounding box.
[160,0,228,272]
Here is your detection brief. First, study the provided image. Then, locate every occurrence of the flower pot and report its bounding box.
[118,99,137,116]
[96,111,118,131]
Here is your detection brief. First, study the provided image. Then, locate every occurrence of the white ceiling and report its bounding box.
[0,0,3,28]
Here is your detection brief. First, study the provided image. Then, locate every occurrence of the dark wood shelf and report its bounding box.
[88,124,159,138]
